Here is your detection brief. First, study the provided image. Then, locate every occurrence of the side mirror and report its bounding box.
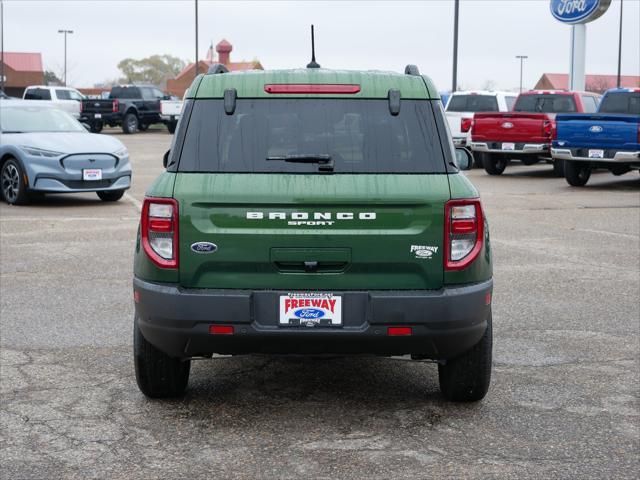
[454,147,474,171]
[162,95,171,100]
[163,149,170,168]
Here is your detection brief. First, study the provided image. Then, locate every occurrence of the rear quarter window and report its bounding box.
[176,98,449,174]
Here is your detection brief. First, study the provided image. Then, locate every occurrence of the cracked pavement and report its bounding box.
[1,129,639,479]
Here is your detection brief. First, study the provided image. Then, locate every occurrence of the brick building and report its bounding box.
[0,52,45,97]
[534,73,640,94]
[166,39,262,97]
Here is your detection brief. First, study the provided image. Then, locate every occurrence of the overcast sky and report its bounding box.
[3,0,639,91]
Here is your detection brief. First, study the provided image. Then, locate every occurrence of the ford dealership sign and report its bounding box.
[550,0,611,24]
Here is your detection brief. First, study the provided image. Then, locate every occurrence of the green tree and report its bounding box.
[117,55,186,85]
[44,70,63,86]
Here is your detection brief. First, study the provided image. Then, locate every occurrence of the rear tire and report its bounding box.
[564,160,591,187]
[90,121,103,133]
[96,189,125,202]
[483,154,507,175]
[122,112,139,134]
[438,313,492,402]
[472,152,487,169]
[1,158,30,205]
[138,123,149,132]
[134,315,190,398]
[552,159,565,177]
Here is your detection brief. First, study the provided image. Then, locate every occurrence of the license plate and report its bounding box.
[279,293,342,327]
[502,143,516,151]
[94,113,102,119]
[588,149,604,159]
[83,169,102,181]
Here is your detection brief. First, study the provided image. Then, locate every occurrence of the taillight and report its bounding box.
[112,99,119,112]
[79,101,83,113]
[444,199,484,271]
[637,125,640,143]
[461,117,473,133]
[264,84,360,94]
[141,197,179,268]
[542,120,556,139]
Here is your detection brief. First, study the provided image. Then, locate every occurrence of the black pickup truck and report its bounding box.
[80,85,174,134]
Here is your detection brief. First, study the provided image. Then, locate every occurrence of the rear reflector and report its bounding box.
[387,327,412,336]
[264,84,360,94]
[209,325,234,335]
[133,290,140,303]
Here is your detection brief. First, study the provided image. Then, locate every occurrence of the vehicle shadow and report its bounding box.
[23,194,124,208]
[150,355,465,423]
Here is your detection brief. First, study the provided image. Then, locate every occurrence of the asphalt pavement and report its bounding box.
[1,128,639,479]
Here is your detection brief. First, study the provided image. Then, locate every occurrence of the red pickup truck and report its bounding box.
[469,91,600,176]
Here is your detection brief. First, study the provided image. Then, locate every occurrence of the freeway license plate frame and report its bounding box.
[83,169,102,181]
[502,142,516,151]
[588,149,604,159]
[279,293,342,327]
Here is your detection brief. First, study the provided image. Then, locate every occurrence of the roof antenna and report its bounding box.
[306,25,320,69]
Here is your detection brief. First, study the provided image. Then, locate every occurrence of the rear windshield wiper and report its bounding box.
[266,154,333,172]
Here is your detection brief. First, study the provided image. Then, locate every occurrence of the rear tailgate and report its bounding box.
[555,113,640,149]
[161,100,183,116]
[81,99,115,114]
[174,173,450,291]
[446,111,466,137]
[472,112,550,143]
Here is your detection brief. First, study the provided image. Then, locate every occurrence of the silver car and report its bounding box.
[0,101,131,205]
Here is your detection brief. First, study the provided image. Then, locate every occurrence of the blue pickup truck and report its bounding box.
[552,88,640,186]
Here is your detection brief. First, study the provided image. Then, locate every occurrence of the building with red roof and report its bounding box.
[166,39,263,97]
[534,73,640,94]
[0,52,45,97]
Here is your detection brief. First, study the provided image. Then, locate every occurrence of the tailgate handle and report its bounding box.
[304,261,318,273]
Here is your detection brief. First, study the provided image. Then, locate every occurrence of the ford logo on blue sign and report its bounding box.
[294,308,325,319]
[550,0,611,24]
[190,242,217,253]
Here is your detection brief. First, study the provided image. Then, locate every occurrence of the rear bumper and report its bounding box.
[552,148,640,165]
[470,142,548,155]
[133,276,493,359]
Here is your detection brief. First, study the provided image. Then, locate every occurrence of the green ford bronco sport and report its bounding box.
[133,64,493,402]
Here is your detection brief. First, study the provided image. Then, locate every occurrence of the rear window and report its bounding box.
[24,88,51,100]
[177,99,447,173]
[598,92,640,114]
[514,94,577,113]
[446,95,498,112]
[110,87,140,99]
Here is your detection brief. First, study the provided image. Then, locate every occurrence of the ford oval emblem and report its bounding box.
[190,242,217,254]
[589,125,603,133]
[502,122,514,129]
[294,308,325,319]
[549,0,609,25]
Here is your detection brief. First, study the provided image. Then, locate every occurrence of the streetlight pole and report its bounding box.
[194,0,199,79]
[616,0,623,87]
[516,55,528,93]
[452,0,459,92]
[57,29,73,86]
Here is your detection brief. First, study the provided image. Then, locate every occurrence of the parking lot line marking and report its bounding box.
[124,193,143,212]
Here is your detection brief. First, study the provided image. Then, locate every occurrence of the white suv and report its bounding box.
[445,91,517,148]
[23,86,84,119]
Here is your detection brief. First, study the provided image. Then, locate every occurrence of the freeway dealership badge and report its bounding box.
[279,293,342,327]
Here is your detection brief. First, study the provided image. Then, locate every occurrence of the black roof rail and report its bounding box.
[207,63,229,75]
[404,65,420,76]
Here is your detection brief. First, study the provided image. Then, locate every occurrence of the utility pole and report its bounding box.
[516,55,528,93]
[616,0,623,87]
[452,0,459,92]
[57,29,73,86]
[194,0,199,79]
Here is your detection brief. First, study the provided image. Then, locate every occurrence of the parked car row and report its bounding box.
[19,84,180,135]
